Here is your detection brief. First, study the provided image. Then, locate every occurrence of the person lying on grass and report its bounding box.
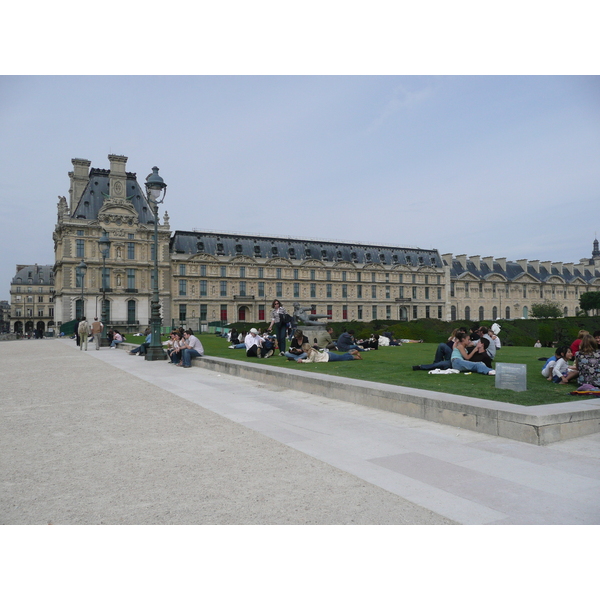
[297,343,362,363]
[450,332,496,375]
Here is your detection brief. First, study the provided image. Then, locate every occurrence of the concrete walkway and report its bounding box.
[2,339,599,524]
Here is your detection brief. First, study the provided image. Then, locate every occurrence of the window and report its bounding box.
[128,242,135,260]
[200,304,207,321]
[425,306,430,318]
[276,282,282,296]
[372,305,378,320]
[437,287,442,300]
[240,266,246,278]
[425,275,429,284]
[451,305,456,320]
[479,306,485,320]
[38,308,44,317]
[357,305,363,320]
[342,284,347,298]
[293,269,299,280]
[259,305,265,321]
[128,233,134,240]
[200,265,207,277]
[16,286,21,293]
[276,268,282,279]
[465,306,471,320]
[327,305,333,317]
[506,306,511,319]
[412,274,416,284]
[179,304,187,322]
[398,274,402,284]
[179,280,187,296]
[49,307,54,318]
[239,281,247,296]
[342,271,347,281]
[523,285,527,298]
[127,269,135,289]
[326,284,332,298]
[221,266,227,278]
[220,281,227,297]
[450,282,455,297]
[492,306,498,320]
[258,282,265,297]
[357,284,362,298]
[425,287,429,300]
[38,296,44,303]
[372,273,376,283]
[258,267,264,278]
[102,268,110,290]
[371,285,377,299]
[293,283,300,297]
[150,244,156,261]
[492,283,497,298]
[76,239,85,258]
[77,230,84,237]
[357,272,361,282]
[412,306,418,319]
[385,286,390,299]
[200,281,207,296]
[438,306,443,319]
[326,271,331,281]
[127,300,136,324]
[386,305,391,319]
[310,283,316,298]
[412,286,417,299]
[310,270,316,280]
[179,264,186,276]
[220,304,227,321]
[399,286,404,298]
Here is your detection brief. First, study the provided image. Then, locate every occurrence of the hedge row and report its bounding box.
[225,316,600,347]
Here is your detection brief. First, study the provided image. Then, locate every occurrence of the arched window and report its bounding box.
[451,305,457,321]
[127,300,136,324]
[505,306,510,319]
[479,306,485,321]
[523,306,528,319]
[465,306,471,320]
[75,298,84,321]
[564,306,568,317]
[492,306,498,320]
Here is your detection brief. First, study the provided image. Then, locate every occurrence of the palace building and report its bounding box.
[9,154,600,334]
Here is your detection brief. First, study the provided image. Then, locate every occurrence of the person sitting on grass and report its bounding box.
[551,346,577,384]
[450,332,496,375]
[336,330,367,352]
[297,343,362,363]
[574,334,600,388]
[284,329,309,361]
[541,348,562,380]
[244,328,273,359]
[412,328,464,371]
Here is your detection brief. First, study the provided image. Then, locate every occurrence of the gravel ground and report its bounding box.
[0,340,453,525]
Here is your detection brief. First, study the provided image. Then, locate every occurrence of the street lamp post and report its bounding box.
[98,231,111,347]
[145,166,167,361]
[76,260,87,320]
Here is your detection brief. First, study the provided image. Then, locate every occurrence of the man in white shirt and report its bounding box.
[245,328,273,358]
[179,329,204,368]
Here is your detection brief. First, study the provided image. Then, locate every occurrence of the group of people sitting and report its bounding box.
[540,330,600,388]
[148,327,205,368]
[412,325,500,376]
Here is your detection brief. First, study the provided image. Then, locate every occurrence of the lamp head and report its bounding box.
[145,166,167,206]
[99,231,111,255]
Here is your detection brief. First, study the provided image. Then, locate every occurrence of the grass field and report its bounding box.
[148,334,581,407]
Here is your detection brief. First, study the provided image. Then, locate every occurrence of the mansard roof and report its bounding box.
[171,231,443,267]
[12,264,54,285]
[448,257,600,285]
[71,168,154,224]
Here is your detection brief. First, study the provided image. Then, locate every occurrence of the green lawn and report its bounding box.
[190,334,578,407]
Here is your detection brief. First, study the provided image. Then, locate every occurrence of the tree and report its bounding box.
[579,291,600,316]
[530,301,563,319]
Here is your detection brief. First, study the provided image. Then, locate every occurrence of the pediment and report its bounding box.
[512,272,540,283]
[333,261,356,269]
[265,257,293,266]
[362,263,385,271]
[483,273,508,282]
[228,255,257,264]
[456,272,480,282]
[300,259,326,268]
[546,275,565,284]
[189,253,219,263]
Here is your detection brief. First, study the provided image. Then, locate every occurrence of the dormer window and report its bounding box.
[418,256,424,265]
[216,243,224,255]
[197,242,204,252]
[321,249,327,259]
[288,248,296,258]
[392,254,399,264]
[430,257,436,265]
[305,248,311,258]
[272,246,278,256]
[379,253,386,263]
[365,252,372,263]
[254,245,261,257]
[336,250,342,259]
[235,244,243,255]
[406,256,412,265]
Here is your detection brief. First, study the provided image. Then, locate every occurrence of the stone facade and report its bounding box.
[169,231,447,330]
[9,264,56,335]
[15,154,600,334]
[52,155,171,331]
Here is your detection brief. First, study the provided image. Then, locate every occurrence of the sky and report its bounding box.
[1,74,598,299]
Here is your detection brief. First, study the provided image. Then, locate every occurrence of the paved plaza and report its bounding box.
[2,338,600,525]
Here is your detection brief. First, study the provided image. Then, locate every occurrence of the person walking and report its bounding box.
[78,317,91,351]
[91,317,103,350]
